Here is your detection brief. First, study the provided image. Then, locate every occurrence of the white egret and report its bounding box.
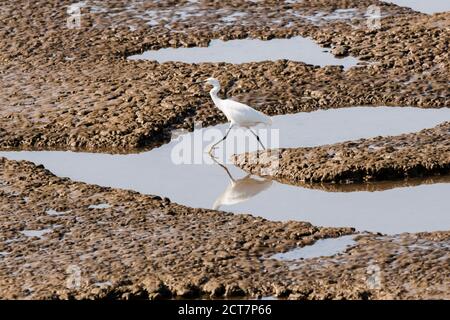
[210,156,272,210]
[201,77,272,153]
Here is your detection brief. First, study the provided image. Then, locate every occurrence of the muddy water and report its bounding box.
[381,0,450,14]
[271,235,356,260]
[128,36,361,69]
[1,106,450,234]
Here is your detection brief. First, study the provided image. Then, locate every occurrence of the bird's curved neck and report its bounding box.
[209,85,222,106]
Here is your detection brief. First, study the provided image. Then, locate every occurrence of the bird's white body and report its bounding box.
[208,79,272,128]
[209,156,272,210]
[204,77,271,152]
[212,175,272,210]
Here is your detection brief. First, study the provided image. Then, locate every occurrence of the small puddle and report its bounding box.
[271,235,356,260]
[128,36,361,69]
[20,228,53,239]
[46,209,70,216]
[93,281,113,288]
[1,107,450,234]
[301,8,358,22]
[293,8,372,25]
[88,203,111,209]
[381,0,450,14]
[259,296,277,300]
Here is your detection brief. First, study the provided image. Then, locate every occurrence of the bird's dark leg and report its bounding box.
[208,152,236,183]
[209,124,234,154]
[249,129,266,150]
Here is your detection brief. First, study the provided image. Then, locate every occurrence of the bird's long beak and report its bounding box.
[194,80,205,84]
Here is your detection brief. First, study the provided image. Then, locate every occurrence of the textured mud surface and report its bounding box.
[0,0,449,152]
[1,0,449,300]
[282,232,450,300]
[1,158,448,300]
[233,121,450,184]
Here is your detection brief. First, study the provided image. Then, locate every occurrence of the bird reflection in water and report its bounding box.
[209,155,272,210]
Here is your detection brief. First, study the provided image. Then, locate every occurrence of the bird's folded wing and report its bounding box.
[227,90,280,110]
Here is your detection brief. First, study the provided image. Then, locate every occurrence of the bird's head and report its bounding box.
[204,77,220,88]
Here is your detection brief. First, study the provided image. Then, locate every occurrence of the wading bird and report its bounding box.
[200,77,272,154]
[210,156,272,210]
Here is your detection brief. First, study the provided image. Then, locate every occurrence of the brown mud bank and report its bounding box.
[0,157,448,299]
[292,174,450,193]
[0,1,449,152]
[233,121,450,184]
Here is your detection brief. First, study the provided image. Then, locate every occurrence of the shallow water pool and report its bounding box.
[381,0,450,14]
[1,106,449,234]
[271,235,357,260]
[128,36,361,69]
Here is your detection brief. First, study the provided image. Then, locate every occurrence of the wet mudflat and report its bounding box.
[1,0,449,300]
[2,106,449,234]
[1,157,448,299]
